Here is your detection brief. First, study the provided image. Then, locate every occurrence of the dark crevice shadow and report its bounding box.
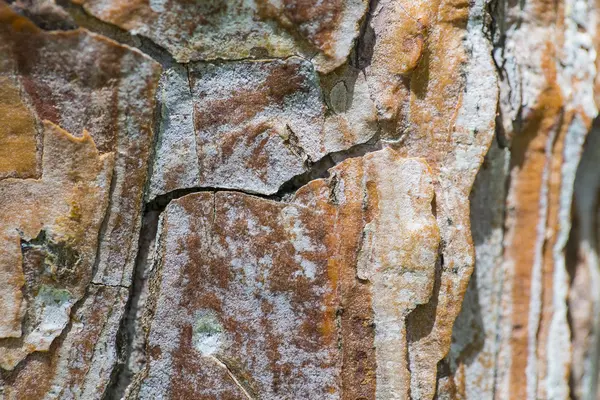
[406,253,443,344]
[101,207,161,400]
[55,0,177,68]
[565,199,580,400]
[351,0,378,70]
[9,0,77,30]
[274,133,382,200]
[409,46,431,101]
[447,272,485,367]
[567,116,600,400]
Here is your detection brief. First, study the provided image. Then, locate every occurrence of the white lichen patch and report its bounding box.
[192,311,225,357]
[23,286,74,353]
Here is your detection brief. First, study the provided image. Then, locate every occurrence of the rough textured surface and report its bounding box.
[149,57,379,199]
[0,121,113,369]
[129,149,438,399]
[0,4,160,397]
[4,0,600,398]
[364,0,499,397]
[447,0,600,398]
[0,5,161,287]
[151,57,325,198]
[71,0,368,72]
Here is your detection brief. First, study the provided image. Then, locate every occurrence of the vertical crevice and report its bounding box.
[91,167,118,284]
[569,117,600,400]
[352,0,378,70]
[566,199,580,400]
[185,64,199,169]
[102,208,162,400]
[102,55,167,398]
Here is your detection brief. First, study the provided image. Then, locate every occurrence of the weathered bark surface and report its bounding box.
[1,0,600,399]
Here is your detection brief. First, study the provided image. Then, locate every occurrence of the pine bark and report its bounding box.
[0,0,599,399]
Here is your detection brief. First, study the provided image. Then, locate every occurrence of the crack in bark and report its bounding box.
[48,1,313,70]
[24,4,386,398]
[102,208,161,400]
[90,164,118,285]
[282,124,312,168]
[89,281,128,290]
[184,65,199,163]
[274,132,382,199]
[56,0,176,68]
[101,129,382,398]
[146,133,382,210]
[210,356,257,400]
[352,0,378,70]
[102,62,166,398]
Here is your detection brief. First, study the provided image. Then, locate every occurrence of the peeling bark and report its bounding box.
[2,0,600,399]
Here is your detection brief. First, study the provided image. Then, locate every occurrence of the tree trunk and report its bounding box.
[0,0,599,398]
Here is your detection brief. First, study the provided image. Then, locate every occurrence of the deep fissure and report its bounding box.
[106,126,383,397]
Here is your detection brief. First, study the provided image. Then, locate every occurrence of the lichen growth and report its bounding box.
[192,311,224,356]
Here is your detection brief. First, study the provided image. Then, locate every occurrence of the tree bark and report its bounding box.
[0,0,599,399]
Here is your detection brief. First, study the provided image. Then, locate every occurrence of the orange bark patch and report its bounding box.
[505,42,564,399]
[0,77,38,180]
